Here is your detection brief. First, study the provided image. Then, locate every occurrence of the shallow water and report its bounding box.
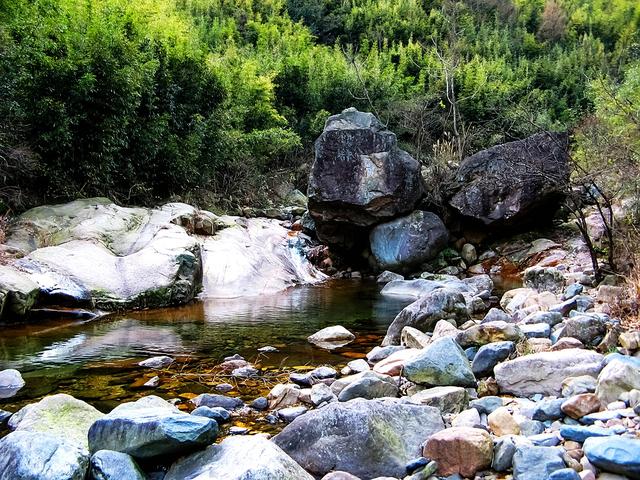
[0,280,411,420]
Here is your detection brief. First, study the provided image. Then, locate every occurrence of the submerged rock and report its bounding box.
[307,108,424,246]
[369,210,448,271]
[273,398,444,478]
[165,435,313,480]
[0,431,89,480]
[449,131,569,228]
[88,396,217,458]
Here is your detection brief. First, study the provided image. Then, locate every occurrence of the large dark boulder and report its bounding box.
[308,108,424,246]
[448,132,569,228]
[369,210,448,271]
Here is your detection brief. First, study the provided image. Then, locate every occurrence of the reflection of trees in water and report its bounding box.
[2,282,412,371]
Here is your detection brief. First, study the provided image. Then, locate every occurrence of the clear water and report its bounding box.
[0,280,412,416]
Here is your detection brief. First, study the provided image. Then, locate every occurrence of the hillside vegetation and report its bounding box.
[0,0,638,210]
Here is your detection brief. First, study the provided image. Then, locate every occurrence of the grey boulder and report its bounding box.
[494,349,603,397]
[273,398,444,478]
[402,337,476,387]
[369,210,448,271]
[88,396,217,458]
[307,108,424,246]
[0,431,89,480]
[382,289,468,345]
[165,435,313,480]
[89,450,145,480]
[512,445,565,480]
[449,132,569,228]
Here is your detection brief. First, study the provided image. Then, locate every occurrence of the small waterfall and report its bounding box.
[200,217,326,298]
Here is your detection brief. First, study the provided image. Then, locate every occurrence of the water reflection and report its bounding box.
[0,280,411,412]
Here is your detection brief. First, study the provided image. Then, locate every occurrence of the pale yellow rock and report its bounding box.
[487,406,520,436]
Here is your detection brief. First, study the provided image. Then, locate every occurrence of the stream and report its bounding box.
[0,280,412,431]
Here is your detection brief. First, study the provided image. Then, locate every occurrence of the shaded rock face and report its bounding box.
[0,431,89,480]
[369,210,449,271]
[89,450,145,480]
[308,108,424,246]
[449,132,569,228]
[165,435,313,480]
[273,398,444,478]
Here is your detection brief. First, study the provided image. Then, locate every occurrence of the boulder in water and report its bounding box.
[369,210,448,271]
[307,108,424,246]
[88,396,218,458]
[0,369,25,399]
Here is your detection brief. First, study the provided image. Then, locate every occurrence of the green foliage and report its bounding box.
[1,0,639,210]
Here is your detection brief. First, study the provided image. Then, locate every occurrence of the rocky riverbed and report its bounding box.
[1,259,640,480]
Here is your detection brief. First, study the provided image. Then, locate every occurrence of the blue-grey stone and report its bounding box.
[338,371,398,401]
[558,315,607,345]
[549,468,581,480]
[0,410,11,429]
[403,337,476,387]
[470,396,503,415]
[603,353,640,369]
[191,393,244,410]
[471,341,515,377]
[522,311,563,326]
[512,445,565,480]
[0,431,89,480]
[191,406,231,423]
[575,295,594,312]
[562,283,583,300]
[519,419,545,436]
[406,457,429,474]
[580,410,622,425]
[520,323,551,338]
[550,298,577,315]
[584,436,640,479]
[465,347,479,361]
[88,400,218,459]
[529,432,561,446]
[250,397,269,411]
[89,450,145,480]
[530,398,565,422]
[369,210,449,271]
[559,425,616,442]
[278,406,308,422]
[492,436,517,472]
